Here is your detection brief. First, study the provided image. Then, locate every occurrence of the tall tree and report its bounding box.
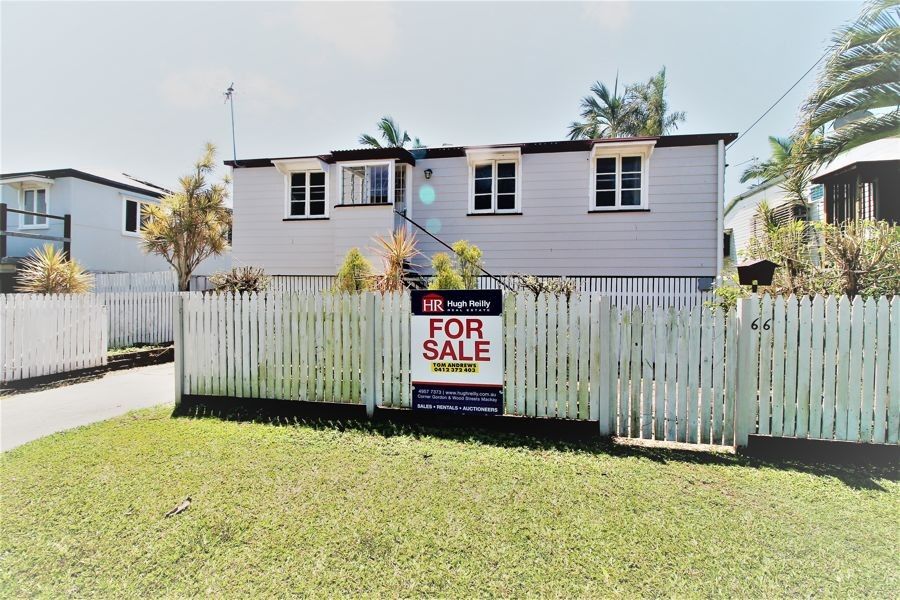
[568,76,638,140]
[359,116,424,149]
[797,0,900,167]
[628,67,686,136]
[740,136,796,183]
[141,143,232,291]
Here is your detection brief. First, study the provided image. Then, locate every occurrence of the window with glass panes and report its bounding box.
[21,189,48,227]
[289,171,326,217]
[592,154,644,209]
[472,161,517,213]
[340,164,390,205]
[124,198,155,234]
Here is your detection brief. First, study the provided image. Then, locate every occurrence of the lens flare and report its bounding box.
[419,184,436,205]
[426,218,442,235]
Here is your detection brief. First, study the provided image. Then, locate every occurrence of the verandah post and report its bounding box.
[734,296,760,448]
[173,293,185,406]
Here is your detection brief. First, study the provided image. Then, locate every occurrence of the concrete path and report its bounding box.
[1,363,174,452]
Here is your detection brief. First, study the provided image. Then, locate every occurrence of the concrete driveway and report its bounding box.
[1,363,174,452]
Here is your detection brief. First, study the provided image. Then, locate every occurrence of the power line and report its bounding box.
[727,49,829,150]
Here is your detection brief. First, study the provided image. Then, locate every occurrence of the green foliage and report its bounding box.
[16,244,93,294]
[428,252,464,290]
[209,266,270,294]
[358,116,424,149]
[141,143,232,291]
[3,406,896,598]
[372,227,419,292]
[706,271,748,311]
[514,273,578,299]
[451,240,483,289]
[742,201,900,298]
[797,0,900,167]
[335,248,373,293]
[568,67,685,139]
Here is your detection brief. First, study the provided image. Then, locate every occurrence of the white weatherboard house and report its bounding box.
[0,168,230,291]
[724,136,900,261]
[228,133,736,285]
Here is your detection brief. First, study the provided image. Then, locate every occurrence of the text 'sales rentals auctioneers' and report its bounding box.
[410,289,504,415]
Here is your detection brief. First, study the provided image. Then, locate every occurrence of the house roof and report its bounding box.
[0,168,166,198]
[225,132,738,168]
[809,136,899,182]
[724,175,786,217]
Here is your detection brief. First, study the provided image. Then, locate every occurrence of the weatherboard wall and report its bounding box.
[231,166,393,275]
[411,144,720,276]
[230,144,722,276]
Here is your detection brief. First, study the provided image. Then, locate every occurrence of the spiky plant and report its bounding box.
[568,76,638,140]
[371,227,419,292]
[358,116,424,149]
[627,66,686,136]
[209,266,270,294]
[797,0,900,167]
[740,136,796,184]
[16,244,93,294]
[141,143,232,291]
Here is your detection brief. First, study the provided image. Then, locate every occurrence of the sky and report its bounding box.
[1,1,861,200]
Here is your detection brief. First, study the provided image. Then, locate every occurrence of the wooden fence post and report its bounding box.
[362,292,376,418]
[173,293,184,405]
[734,296,760,448]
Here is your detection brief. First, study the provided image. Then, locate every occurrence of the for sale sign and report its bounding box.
[410,289,504,415]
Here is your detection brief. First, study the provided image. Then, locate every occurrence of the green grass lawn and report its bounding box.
[1,407,897,598]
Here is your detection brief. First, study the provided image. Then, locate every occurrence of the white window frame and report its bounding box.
[285,169,329,219]
[19,186,50,229]
[466,147,522,215]
[589,141,654,212]
[273,157,332,220]
[337,160,395,207]
[122,195,156,237]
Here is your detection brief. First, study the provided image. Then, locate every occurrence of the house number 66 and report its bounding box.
[750,318,772,331]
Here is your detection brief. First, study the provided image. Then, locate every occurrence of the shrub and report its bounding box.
[335,248,373,293]
[428,253,464,290]
[513,273,578,299]
[706,270,748,311]
[16,244,93,294]
[209,266,270,294]
[451,240,483,289]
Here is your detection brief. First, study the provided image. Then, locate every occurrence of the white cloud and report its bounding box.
[160,68,296,110]
[583,2,632,31]
[288,2,398,64]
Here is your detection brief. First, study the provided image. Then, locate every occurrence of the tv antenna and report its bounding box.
[224,83,238,165]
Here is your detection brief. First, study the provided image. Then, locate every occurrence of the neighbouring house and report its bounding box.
[724,136,899,261]
[228,133,736,287]
[0,168,231,292]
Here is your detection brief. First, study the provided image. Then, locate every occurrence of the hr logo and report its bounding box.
[421,293,444,314]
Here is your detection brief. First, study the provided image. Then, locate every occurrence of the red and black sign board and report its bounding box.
[410,289,504,415]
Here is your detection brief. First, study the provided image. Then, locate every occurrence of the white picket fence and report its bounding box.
[0,294,107,382]
[267,275,711,309]
[92,271,177,292]
[174,292,899,447]
[98,293,176,348]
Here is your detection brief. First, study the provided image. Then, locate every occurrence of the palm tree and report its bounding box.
[797,0,900,167]
[567,76,638,140]
[359,116,424,149]
[628,67,686,136]
[740,136,796,183]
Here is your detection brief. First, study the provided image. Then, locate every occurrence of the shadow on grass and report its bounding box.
[172,395,898,492]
